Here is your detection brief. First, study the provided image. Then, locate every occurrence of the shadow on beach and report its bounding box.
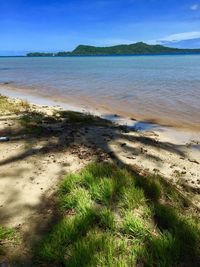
[0,107,199,266]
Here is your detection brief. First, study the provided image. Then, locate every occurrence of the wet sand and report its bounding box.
[1,83,200,132]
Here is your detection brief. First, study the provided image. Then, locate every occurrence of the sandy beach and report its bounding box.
[0,93,200,264]
[2,0,200,265]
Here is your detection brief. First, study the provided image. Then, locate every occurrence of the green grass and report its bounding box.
[65,229,136,267]
[118,186,145,210]
[154,204,200,265]
[134,174,162,201]
[34,163,200,267]
[121,212,150,240]
[0,226,15,240]
[0,225,16,255]
[60,187,93,214]
[96,208,116,231]
[143,231,180,267]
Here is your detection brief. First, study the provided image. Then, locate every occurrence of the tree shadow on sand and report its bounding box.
[0,109,199,266]
[0,110,186,167]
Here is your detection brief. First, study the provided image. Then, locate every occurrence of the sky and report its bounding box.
[1,0,200,55]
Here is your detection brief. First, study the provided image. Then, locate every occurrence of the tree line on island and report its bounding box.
[27,42,200,56]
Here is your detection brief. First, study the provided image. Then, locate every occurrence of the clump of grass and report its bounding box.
[162,179,191,209]
[19,111,57,136]
[0,95,30,115]
[65,229,136,267]
[81,164,134,206]
[18,99,30,110]
[36,212,96,263]
[119,187,146,210]
[59,187,93,214]
[154,203,178,231]
[59,173,83,194]
[135,175,162,201]
[81,162,119,179]
[121,212,150,240]
[143,231,180,267]
[0,226,15,241]
[84,175,118,205]
[0,225,16,255]
[35,163,200,267]
[55,110,96,124]
[154,203,200,265]
[96,208,116,231]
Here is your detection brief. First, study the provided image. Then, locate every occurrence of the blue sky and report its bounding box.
[1,0,200,54]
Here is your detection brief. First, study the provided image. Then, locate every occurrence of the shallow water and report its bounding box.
[0,55,200,129]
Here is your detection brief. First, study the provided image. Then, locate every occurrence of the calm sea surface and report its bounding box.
[0,55,200,128]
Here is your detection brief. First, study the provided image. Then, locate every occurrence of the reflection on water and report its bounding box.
[0,55,200,129]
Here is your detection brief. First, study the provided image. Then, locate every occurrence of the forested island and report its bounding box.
[27,42,200,56]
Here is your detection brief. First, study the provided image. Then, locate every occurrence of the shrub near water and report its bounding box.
[35,163,200,267]
[0,95,30,115]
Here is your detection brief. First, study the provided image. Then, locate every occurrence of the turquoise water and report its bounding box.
[0,55,200,128]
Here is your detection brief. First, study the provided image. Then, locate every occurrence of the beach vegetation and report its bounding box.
[0,225,16,255]
[0,94,30,115]
[34,163,200,266]
[54,110,109,126]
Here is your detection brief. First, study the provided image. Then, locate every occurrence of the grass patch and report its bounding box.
[154,203,200,265]
[54,110,108,126]
[96,208,116,231]
[57,110,95,124]
[65,229,136,267]
[60,187,93,214]
[0,226,15,240]
[35,163,200,267]
[36,212,95,262]
[119,186,146,210]
[19,111,57,136]
[122,212,150,241]
[59,173,83,194]
[143,231,180,267]
[0,95,30,115]
[135,174,162,201]
[121,212,150,240]
[0,225,16,255]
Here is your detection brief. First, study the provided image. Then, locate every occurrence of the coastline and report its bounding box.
[1,84,200,144]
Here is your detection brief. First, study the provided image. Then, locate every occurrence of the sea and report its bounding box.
[0,54,200,129]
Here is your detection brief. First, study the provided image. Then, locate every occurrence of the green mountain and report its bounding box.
[71,42,200,55]
[27,42,200,56]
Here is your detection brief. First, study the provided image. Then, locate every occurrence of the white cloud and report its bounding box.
[190,4,199,11]
[148,31,200,44]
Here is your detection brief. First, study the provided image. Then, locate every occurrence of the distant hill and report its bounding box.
[27,42,200,56]
[26,52,54,57]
